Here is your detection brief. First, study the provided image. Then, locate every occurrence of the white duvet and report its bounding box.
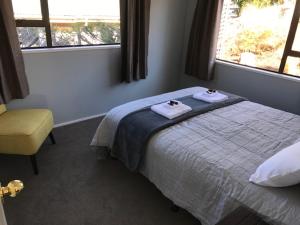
[91,87,300,225]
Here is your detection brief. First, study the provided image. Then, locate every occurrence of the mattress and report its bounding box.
[91,87,300,225]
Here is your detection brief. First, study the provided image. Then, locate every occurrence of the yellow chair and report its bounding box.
[0,104,55,174]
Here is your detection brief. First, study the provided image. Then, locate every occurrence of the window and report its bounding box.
[217,0,300,78]
[12,0,120,49]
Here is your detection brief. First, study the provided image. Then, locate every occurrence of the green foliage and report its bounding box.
[251,0,284,8]
[233,0,249,15]
[233,0,284,15]
[93,23,120,44]
[51,22,120,46]
[232,28,286,55]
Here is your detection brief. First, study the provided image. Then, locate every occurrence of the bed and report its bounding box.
[91,87,300,225]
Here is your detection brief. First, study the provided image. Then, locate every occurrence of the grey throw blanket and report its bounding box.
[113,93,245,171]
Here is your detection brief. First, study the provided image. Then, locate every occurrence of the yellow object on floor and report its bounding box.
[0,104,54,155]
[0,104,6,115]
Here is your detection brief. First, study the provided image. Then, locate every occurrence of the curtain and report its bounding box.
[0,0,29,104]
[185,0,224,81]
[120,0,151,82]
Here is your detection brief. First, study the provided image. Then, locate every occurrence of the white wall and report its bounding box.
[10,0,298,124]
[179,0,300,115]
[181,62,300,115]
[8,0,188,125]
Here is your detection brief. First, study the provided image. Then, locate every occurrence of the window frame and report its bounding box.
[14,0,120,49]
[217,59,300,80]
[278,0,300,73]
[216,0,300,79]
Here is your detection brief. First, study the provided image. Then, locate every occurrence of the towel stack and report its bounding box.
[151,100,192,119]
[193,90,228,103]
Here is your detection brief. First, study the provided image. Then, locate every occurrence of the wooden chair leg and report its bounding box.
[49,132,56,144]
[30,155,39,175]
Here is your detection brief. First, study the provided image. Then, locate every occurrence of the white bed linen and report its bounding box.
[140,102,300,225]
[91,87,206,148]
[91,87,300,225]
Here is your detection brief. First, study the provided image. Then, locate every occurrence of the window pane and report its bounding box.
[284,56,300,77]
[217,0,297,72]
[12,0,42,20]
[292,23,300,51]
[17,27,46,48]
[48,0,120,46]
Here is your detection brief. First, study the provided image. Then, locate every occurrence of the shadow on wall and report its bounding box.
[8,94,49,109]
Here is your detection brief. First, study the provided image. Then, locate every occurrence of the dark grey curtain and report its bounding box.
[0,0,29,104]
[185,0,224,81]
[120,0,151,82]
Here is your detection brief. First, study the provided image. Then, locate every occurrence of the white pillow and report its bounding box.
[249,141,300,187]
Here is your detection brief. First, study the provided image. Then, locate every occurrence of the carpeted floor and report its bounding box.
[0,118,201,225]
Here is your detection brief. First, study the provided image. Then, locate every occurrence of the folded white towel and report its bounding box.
[193,91,228,103]
[151,101,192,119]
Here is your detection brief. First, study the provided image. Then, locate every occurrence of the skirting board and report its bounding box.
[54,113,106,128]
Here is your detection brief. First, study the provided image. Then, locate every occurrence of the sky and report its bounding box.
[12,0,120,19]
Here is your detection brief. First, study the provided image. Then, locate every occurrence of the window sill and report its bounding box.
[216,60,300,83]
[22,44,120,54]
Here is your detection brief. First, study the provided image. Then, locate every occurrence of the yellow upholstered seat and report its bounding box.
[0,104,55,174]
[0,106,54,156]
[0,104,6,115]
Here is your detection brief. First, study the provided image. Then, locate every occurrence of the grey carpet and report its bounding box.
[0,118,201,225]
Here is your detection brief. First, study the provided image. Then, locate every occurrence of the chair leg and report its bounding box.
[49,132,56,144]
[30,155,39,175]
